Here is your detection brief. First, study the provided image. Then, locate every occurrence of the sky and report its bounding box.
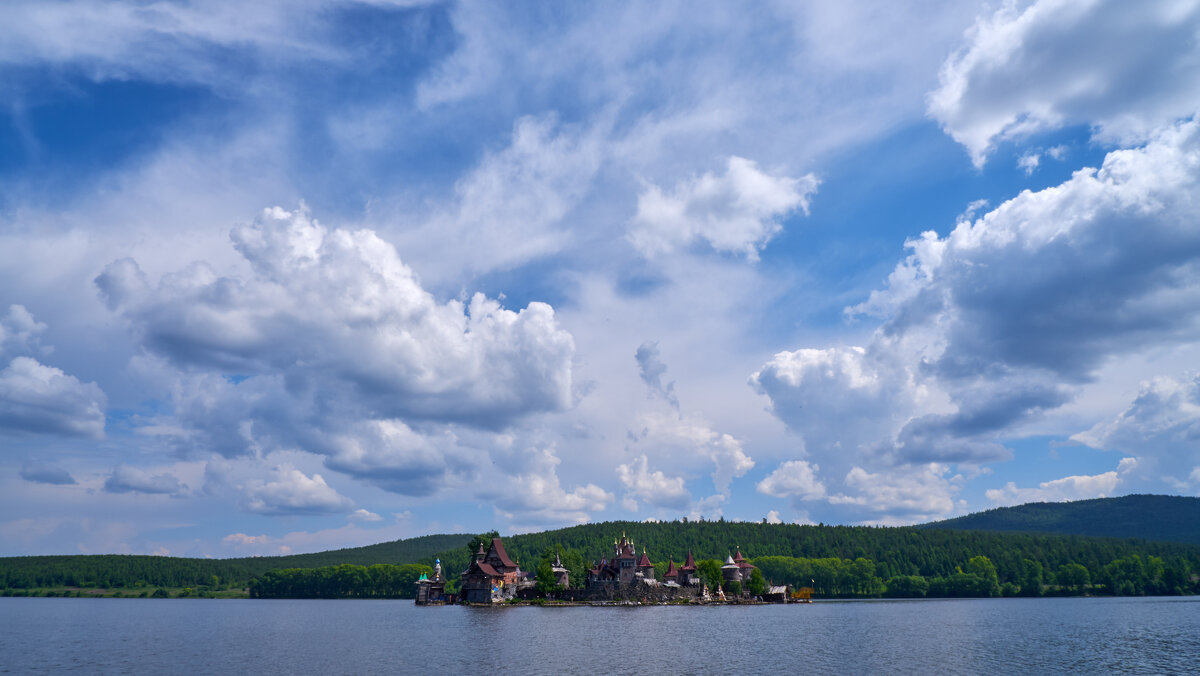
[2,0,1200,557]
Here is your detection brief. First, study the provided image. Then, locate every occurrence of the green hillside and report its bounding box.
[8,496,1200,599]
[426,518,1200,597]
[0,532,469,591]
[917,495,1200,544]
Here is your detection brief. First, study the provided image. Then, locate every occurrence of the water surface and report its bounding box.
[2,596,1197,674]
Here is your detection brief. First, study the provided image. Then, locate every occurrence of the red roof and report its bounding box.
[681,550,696,571]
[733,548,746,562]
[637,551,653,567]
[490,538,518,568]
[664,560,679,578]
[475,562,501,577]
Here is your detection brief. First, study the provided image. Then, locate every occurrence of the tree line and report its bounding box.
[436,524,1200,599]
[248,563,433,599]
[6,521,1200,599]
[0,533,467,591]
[428,520,1200,597]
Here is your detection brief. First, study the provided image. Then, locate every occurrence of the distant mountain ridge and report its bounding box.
[918,494,1200,544]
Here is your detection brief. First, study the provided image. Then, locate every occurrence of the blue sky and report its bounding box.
[3,0,1200,557]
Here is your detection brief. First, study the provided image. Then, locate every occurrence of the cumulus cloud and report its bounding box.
[0,305,47,356]
[19,464,77,485]
[96,206,579,499]
[0,357,107,438]
[616,454,691,510]
[985,463,1133,507]
[1017,152,1040,175]
[628,413,754,495]
[756,460,827,501]
[629,156,818,259]
[0,305,106,439]
[104,465,185,495]
[635,341,679,411]
[765,510,782,524]
[751,346,923,466]
[756,118,1200,504]
[348,508,382,522]
[479,444,612,527]
[98,205,575,425]
[930,0,1200,166]
[829,464,957,524]
[1074,374,1200,483]
[241,466,353,515]
[320,419,459,497]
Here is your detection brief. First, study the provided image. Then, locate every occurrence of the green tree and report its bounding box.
[466,531,500,558]
[746,568,767,596]
[696,560,723,592]
[535,561,558,597]
[1056,563,1090,595]
[1017,558,1043,597]
[884,575,928,598]
[966,555,1000,597]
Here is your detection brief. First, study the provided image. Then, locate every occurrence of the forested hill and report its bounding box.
[917,495,1200,544]
[7,519,1200,597]
[0,532,469,590]
[428,519,1200,588]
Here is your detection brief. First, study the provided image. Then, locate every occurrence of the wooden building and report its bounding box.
[415,559,448,605]
[460,537,524,603]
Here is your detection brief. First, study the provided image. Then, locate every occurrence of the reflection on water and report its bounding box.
[1,596,1197,675]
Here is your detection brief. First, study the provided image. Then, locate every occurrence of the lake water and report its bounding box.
[2,596,1198,674]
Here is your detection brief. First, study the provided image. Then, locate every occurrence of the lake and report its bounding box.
[2,596,1197,674]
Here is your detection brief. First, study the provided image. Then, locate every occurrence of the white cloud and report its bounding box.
[616,454,691,510]
[19,464,77,485]
[985,468,1127,507]
[99,205,576,424]
[0,356,106,438]
[223,532,269,547]
[96,205,578,501]
[829,464,957,524]
[629,156,818,260]
[104,464,185,496]
[628,412,754,495]
[396,114,607,282]
[0,305,106,439]
[635,340,679,411]
[930,0,1200,166]
[687,493,726,521]
[757,460,827,501]
[241,465,353,515]
[0,305,47,356]
[348,508,382,522]
[750,346,924,467]
[0,0,398,91]
[319,419,457,497]
[757,117,1200,501]
[765,509,782,524]
[480,444,612,527]
[1017,152,1040,175]
[1074,374,1200,483]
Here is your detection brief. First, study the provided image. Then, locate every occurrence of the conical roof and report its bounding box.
[681,549,697,571]
[664,559,679,578]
